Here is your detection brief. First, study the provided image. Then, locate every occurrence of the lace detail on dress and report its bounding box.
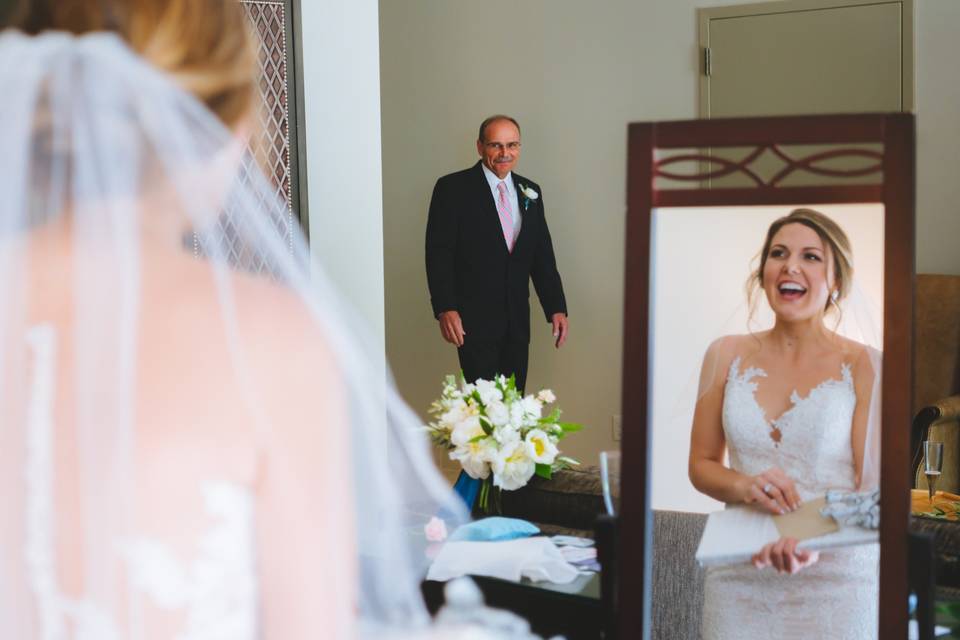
[703,355,878,640]
[722,356,857,500]
[122,483,258,640]
[24,326,258,640]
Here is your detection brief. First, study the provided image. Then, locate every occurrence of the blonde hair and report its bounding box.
[7,0,256,129]
[747,208,854,323]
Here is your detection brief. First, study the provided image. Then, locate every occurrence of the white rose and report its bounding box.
[440,398,469,427]
[486,401,509,427]
[475,378,503,406]
[509,403,526,429]
[450,414,484,447]
[536,389,556,404]
[520,184,539,200]
[450,438,496,479]
[493,424,521,446]
[520,396,543,421]
[491,440,536,491]
[524,428,559,465]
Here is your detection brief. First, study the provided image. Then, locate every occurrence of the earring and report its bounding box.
[831,290,839,302]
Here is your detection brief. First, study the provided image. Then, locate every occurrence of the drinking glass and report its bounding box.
[924,440,944,504]
[600,450,621,516]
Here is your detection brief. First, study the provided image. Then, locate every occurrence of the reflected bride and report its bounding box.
[688,209,880,640]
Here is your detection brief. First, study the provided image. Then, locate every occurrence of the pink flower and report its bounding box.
[424,516,448,542]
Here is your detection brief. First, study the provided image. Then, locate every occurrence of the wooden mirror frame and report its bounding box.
[619,114,915,639]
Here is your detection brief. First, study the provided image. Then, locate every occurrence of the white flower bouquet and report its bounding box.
[426,374,582,513]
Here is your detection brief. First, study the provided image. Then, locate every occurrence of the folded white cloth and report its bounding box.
[426,537,579,584]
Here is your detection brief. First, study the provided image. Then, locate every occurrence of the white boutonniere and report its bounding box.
[518,183,539,210]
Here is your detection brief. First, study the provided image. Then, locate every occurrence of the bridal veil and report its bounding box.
[0,27,467,638]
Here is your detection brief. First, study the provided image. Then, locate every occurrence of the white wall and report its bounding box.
[301,0,385,352]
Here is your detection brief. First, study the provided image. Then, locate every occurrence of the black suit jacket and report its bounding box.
[425,161,567,343]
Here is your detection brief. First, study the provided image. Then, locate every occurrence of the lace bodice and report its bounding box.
[702,355,878,640]
[24,326,259,639]
[722,356,857,500]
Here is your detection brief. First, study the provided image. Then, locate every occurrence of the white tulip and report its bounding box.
[450,438,496,480]
[450,415,484,447]
[491,440,536,490]
[524,429,559,465]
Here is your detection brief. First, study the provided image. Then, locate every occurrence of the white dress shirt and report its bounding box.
[481,163,522,245]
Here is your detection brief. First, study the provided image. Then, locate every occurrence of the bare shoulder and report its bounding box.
[707,333,765,364]
[699,333,761,391]
[227,270,339,379]
[831,335,879,381]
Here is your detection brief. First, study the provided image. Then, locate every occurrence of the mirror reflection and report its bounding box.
[649,204,885,638]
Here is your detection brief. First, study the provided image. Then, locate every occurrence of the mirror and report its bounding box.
[619,114,915,640]
[649,204,885,515]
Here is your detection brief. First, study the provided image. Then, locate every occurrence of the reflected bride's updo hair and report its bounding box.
[4,0,256,128]
[747,208,855,316]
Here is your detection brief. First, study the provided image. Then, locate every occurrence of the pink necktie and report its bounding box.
[496,181,514,252]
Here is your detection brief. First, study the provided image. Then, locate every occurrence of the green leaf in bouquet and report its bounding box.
[557,455,580,467]
[535,463,552,480]
[479,415,494,436]
[539,408,561,424]
[468,434,487,444]
[557,422,584,434]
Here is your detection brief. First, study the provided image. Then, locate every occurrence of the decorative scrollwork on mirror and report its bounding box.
[654,144,884,187]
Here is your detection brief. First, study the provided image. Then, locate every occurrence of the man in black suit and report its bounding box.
[425,115,568,393]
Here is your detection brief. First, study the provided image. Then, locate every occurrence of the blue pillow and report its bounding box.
[449,517,541,542]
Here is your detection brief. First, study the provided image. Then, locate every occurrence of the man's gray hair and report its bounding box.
[478,115,520,143]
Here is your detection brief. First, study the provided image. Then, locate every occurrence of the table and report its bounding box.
[422,571,603,639]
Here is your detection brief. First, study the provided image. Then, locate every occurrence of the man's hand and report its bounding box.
[438,310,466,347]
[551,313,568,348]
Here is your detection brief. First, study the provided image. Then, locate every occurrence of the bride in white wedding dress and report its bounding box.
[689,209,880,639]
[0,1,473,638]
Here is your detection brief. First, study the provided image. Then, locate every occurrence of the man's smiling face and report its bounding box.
[477,119,521,180]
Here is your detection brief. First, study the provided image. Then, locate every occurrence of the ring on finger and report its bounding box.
[762,482,774,495]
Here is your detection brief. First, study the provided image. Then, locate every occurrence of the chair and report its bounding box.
[909,274,960,596]
[911,274,960,494]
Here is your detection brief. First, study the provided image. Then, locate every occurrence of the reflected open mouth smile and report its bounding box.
[778,282,807,300]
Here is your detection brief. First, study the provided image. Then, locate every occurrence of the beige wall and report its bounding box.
[916,0,960,275]
[378,0,960,480]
